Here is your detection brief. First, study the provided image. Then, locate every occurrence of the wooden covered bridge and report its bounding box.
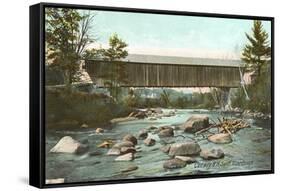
[83,54,242,88]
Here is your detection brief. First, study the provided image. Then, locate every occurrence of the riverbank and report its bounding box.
[45,109,272,183]
[45,88,134,130]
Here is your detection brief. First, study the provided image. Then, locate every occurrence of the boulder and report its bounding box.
[144,138,156,146]
[107,148,121,156]
[154,108,163,114]
[137,129,148,140]
[163,113,172,117]
[97,140,114,148]
[122,134,138,145]
[147,110,153,116]
[163,158,187,169]
[169,111,176,115]
[181,115,209,133]
[96,128,104,133]
[147,126,158,131]
[113,141,135,149]
[158,128,174,137]
[50,136,88,154]
[160,145,171,153]
[157,125,173,132]
[115,153,134,161]
[157,126,174,137]
[168,142,201,156]
[208,133,232,144]
[120,147,137,154]
[134,111,147,119]
[175,156,196,164]
[200,148,225,160]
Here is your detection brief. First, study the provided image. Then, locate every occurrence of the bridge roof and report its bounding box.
[120,54,242,67]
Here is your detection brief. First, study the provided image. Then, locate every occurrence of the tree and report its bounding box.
[102,33,129,100]
[46,8,96,86]
[241,20,271,77]
[232,20,271,113]
[160,89,171,107]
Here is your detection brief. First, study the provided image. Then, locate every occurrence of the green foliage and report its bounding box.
[102,33,129,101]
[46,8,96,86]
[232,66,271,113]
[46,88,132,128]
[232,20,271,113]
[242,20,271,76]
[160,89,172,108]
[82,48,105,60]
[174,96,190,109]
[189,92,216,109]
[122,89,141,108]
[121,88,216,109]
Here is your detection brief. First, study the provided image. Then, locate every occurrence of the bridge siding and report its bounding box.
[85,61,241,87]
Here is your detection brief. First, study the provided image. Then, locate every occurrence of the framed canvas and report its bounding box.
[29,2,274,188]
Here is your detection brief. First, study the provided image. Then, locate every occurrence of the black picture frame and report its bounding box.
[30,2,274,188]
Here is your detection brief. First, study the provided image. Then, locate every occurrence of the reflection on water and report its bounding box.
[46,109,271,183]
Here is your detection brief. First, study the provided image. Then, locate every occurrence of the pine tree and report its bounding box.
[242,20,271,77]
[233,20,272,113]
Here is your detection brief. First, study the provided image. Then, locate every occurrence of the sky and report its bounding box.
[86,10,271,59]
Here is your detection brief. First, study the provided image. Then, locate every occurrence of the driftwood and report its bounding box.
[194,118,250,138]
[195,124,216,136]
[218,118,250,134]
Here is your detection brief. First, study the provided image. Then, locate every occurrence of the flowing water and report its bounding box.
[46,109,272,183]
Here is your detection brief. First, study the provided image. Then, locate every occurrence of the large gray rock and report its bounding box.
[158,126,174,137]
[168,142,201,156]
[106,148,121,156]
[200,148,225,160]
[158,129,174,138]
[151,108,163,114]
[144,138,156,146]
[120,147,136,154]
[208,133,232,144]
[181,115,209,133]
[113,141,135,149]
[122,134,138,145]
[134,111,147,119]
[163,158,187,169]
[49,136,88,154]
[115,153,134,161]
[137,129,148,140]
[175,156,196,164]
[146,126,158,132]
[96,128,104,133]
[160,145,171,153]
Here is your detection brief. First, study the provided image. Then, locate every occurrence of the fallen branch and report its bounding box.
[195,124,217,136]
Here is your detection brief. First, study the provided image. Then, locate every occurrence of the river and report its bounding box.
[45,109,272,183]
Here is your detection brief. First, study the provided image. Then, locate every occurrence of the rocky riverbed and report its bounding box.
[45,109,272,184]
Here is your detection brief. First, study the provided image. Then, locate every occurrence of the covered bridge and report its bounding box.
[84,54,242,88]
